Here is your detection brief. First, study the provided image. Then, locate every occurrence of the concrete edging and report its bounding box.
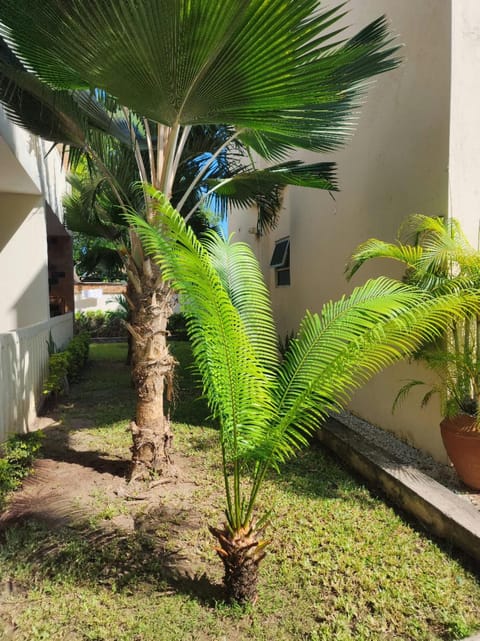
[317,418,480,565]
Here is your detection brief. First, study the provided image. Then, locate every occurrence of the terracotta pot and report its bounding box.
[440,414,480,490]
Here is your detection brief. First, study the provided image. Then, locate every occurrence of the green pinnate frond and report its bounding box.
[125,191,275,464]
[349,214,480,417]
[206,237,279,378]
[392,380,427,413]
[129,192,480,529]
[346,239,423,280]
[265,282,480,465]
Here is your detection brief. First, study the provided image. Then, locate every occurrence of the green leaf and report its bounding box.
[125,191,276,467]
[207,161,337,201]
[0,1,401,151]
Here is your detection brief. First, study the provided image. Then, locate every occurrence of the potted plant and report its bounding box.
[347,214,480,489]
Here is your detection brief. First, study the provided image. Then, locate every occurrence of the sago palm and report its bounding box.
[0,0,400,479]
[129,193,480,604]
[346,214,480,418]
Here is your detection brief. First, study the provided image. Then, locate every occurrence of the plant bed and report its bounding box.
[0,343,479,641]
[333,411,480,514]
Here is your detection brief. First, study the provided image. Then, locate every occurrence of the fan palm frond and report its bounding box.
[0,1,400,152]
[207,161,337,204]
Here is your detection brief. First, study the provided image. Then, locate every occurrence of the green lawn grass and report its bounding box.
[0,342,479,641]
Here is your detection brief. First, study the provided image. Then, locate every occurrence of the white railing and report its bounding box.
[0,313,73,442]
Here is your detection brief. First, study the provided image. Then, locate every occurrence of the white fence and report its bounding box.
[0,313,73,442]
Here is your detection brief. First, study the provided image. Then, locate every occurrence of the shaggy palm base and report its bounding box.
[209,522,269,605]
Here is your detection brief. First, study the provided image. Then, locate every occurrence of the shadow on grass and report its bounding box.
[39,421,130,478]
[39,340,211,477]
[38,343,133,478]
[0,514,224,606]
[0,340,227,604]
[279,439,480,581]
[266,440,382,510]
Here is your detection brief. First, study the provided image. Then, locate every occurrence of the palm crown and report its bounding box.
[0,1,400,154]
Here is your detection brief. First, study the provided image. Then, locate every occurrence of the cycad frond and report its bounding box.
[125,192,276,469]
[128,190,480,546]
[346,239,423,280]
[266,281,480,464]
[206,237,279,378]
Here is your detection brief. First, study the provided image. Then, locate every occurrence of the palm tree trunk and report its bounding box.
[126,258,177,481]
[209,523,269,605]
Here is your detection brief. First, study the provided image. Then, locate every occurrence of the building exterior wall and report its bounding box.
[0,193,50,332]
[449,0,480,240]
[0,109,72,439]
[230,0,458,462]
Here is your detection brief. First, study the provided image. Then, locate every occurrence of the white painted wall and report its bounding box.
[0,110,68,333]
[0,314,73,441]
[0,194,49,332]
[0,109,71,439]
[0,109,67,209]
[449,0,480,241]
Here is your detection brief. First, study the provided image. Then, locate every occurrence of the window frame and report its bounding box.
[271,237,291,287]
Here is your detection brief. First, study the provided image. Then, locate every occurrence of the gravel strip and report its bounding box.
[332,411,480,513]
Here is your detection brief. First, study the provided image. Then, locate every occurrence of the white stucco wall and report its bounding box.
[0,194,49,333]
[0,109,71,439]
[0,110,68,333]
[449,0,480,239]
[230,0,457,461]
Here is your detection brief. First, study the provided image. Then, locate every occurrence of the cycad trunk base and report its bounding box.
[127,264,177,481]
[209,523,269,605]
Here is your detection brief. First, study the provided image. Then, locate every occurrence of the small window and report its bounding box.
[270,238,290,268]
[271,238,290,286]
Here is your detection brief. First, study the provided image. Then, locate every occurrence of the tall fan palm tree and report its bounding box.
[129,193,480,604]
[0,0,401,479]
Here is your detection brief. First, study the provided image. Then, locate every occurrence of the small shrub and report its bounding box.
[43,352,70,396]
[0,432,43,506]
[74,310,128,338]
[42,331,90,397]
[46,331,58,355]
[66,331,90,382]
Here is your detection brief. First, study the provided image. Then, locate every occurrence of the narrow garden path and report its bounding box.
[0,343,479,641]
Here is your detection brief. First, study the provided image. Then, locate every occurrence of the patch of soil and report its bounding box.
[0,421,223,597]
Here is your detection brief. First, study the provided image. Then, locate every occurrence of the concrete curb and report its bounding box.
[317,418,480,565]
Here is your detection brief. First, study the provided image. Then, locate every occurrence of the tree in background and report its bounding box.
[0,0,400,479]
[73,234,125,282]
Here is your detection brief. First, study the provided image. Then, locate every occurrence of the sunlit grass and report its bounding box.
[0,342,478,641]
